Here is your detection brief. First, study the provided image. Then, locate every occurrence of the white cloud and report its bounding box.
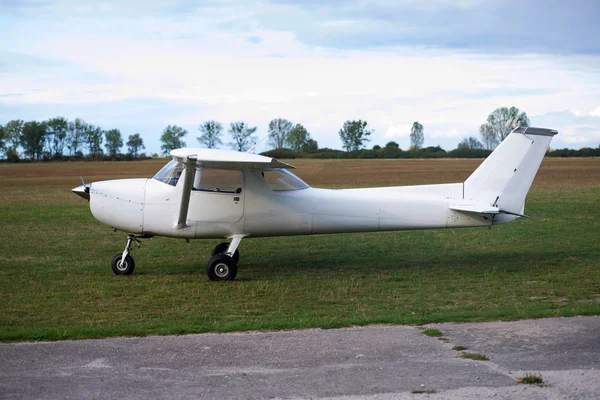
[385,124,412,138]
[430,128,462,138]
[568,106,600,118]
[561,124,600,144]
[531,110,600,148]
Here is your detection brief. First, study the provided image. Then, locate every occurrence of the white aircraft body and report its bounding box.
[73,127,557,281]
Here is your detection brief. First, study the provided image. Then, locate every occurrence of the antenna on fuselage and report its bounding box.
[246,134,269,154]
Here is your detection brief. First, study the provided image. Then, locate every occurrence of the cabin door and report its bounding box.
[188,168,244,223]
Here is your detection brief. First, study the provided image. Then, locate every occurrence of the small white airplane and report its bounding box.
[73,126,557,281]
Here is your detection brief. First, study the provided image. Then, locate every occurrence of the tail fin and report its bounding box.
[463,127,557,214]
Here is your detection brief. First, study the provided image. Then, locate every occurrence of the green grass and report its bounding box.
[517,373,544,385]
[459,352,490,361]
[421,328,443,337]
[1,170,600,341]
[412,389,437,394]
[452,346,468,351]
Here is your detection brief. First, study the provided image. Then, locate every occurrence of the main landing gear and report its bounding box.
[111,234,244,281]
[206,236,243,281]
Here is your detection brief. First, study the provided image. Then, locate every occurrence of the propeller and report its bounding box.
[72,176,91,200]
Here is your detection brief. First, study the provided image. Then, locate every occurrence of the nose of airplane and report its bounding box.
[88,178,147,234]
[72,183,91,201]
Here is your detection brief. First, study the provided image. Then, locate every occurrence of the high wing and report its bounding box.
[170,148,295,228]
[170,148,295,170]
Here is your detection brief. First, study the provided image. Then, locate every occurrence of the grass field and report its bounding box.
[1,157,599,341]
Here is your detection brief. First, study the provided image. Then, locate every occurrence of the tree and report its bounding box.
[160,125,187,155]
[46,116,69,157]
[0,124,5,156]
[20,120,47,160]
[385,141,399,149]
[457,136,484,149]
[197,120,223,149]
[338,120,372,151]
[409,121,424,150]
[479,106,529,149]
[302,138,318,153]
[228,121,257,152]
[105,128,123,157]
[127,133,145,158]
[67,118,88,156]
[268,118,293,149]
[287,123,312,152]
[85,125,104,156]
[4,119,24,153]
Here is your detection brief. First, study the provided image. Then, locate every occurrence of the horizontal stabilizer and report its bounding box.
[449,204,530,218]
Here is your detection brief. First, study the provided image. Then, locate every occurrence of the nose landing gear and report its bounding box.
[112,235,141,275]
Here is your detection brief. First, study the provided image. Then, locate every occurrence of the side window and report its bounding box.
[263,169,309,191]
[195,169,243,194]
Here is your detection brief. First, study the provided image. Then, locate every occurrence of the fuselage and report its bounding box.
[87,168,504,240]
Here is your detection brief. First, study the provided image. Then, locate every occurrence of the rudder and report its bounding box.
[463,127,557,214]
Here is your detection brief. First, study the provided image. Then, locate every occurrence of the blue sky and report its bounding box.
[1,0,599,154]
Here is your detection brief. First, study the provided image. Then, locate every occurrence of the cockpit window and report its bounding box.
[263,169,309,191]
[153,159,184,186]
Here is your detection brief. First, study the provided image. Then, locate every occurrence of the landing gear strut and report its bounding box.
[112,235,141,275]
[206,236,244,281]
[212,242,240,262]
[110,234,245,281]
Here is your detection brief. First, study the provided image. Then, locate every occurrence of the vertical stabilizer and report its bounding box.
[463,127,557,214]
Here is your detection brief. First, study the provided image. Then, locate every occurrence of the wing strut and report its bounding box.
[176,156,197,229]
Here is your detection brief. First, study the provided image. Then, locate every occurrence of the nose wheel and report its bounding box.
[112,254,135,275]
[112,235,141,275]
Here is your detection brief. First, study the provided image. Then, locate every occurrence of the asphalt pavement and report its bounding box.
[1,316,599,399]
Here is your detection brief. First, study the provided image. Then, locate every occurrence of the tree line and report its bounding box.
[161,107,537,158]
[0,117,145,161]
[263,106,598,159]
[185,119,318,154]
[333,107,532,153]
[1,107,597,161]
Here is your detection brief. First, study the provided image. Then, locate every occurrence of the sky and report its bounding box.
[1,0,599,154]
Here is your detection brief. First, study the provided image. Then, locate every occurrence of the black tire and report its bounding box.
[206,254,238,281]
[212,242,240,263]
[112,254,135,275]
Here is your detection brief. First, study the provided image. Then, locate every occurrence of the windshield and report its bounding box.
[263,169,309,191]
[153,159,184,186]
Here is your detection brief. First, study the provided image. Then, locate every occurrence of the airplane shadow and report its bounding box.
[238,248,581,281]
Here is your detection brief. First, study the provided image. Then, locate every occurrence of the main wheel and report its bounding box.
[112,254,135,275]
[206,254,238,281]
[212,242,240,263]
